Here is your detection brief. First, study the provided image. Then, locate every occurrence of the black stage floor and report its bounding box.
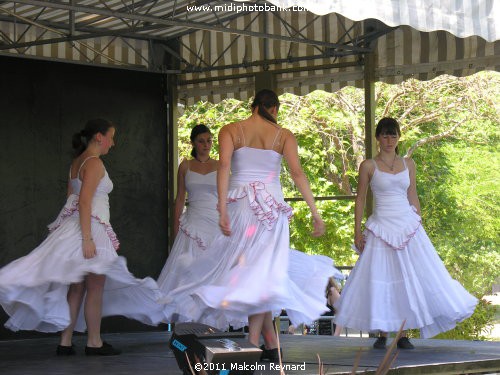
[1,331,499,375]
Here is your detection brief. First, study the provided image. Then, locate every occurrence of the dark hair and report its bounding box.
[190,124,212,158]
[72,118,115,157]
[375,117,401,154]
[251,89,280,124]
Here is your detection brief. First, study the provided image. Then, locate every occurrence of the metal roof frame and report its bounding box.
[0,0,377,74]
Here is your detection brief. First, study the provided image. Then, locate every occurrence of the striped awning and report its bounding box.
[0,1,498,105]
[178,9,499,105]
[269,0,499,42]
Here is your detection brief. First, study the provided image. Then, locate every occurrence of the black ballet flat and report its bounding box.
[259,345,282,362]
[56,344,76,356]
[85,341,121,356]
[373,336,387,349]
[397,337,415,349]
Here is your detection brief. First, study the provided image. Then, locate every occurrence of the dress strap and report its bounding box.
[271,127,283,150]
[371,159,379,170]
[237,122,246,147]
[402,157,407,170]
[77,156,99,179]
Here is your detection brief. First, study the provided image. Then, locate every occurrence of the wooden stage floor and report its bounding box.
[1,331,499,375]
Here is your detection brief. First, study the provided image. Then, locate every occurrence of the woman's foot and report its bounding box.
[373,336,387,349]
[85,341,121,356]
[56,344,76,356]
[259,345,282,362]
[397,337,415,349]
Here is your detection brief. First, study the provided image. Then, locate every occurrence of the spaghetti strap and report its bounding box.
[371,159,379,170]
[271,127,283,150]
[77,156,99,179]
[237,122,246,147]
[402,157,407,170]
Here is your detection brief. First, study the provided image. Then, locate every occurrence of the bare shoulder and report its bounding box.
[404,157,416,169]
[80,156,104,178]
[359,159,375,176]
[359,159,374,170]
[178,158,189,172]
[281,127,296,144]
[84,156,104,170]
[221,121,240,132]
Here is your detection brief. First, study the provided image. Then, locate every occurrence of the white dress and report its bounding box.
[334,159,478,338]
[170,142,341,331]
[0,158,165,332]
[157,167,219,321]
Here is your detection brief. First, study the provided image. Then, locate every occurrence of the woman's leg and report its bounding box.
[248,313,266,346]
[60,282,85,346]
[84,273,106,347]
[261,312,278,349]
[333,324,343,336]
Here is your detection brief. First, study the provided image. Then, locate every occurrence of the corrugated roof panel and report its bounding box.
[0,1,498,104]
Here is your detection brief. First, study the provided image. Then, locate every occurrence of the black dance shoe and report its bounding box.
[259,345,282,362]
[85,341,121,356]
[56,344,76,356]
[373,336,387,349]
[397,337,415,349]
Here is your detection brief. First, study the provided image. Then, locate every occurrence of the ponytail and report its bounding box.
[72,118,114,157]
[251,89,280,124]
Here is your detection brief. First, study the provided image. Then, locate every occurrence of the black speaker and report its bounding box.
[169,322,262,375]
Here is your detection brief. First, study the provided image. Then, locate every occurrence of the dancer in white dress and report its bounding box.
[157,125,219,320]
[158,125,343,327]
[334,117,478,349]
[0,119,165,356]
[185,89,329,360]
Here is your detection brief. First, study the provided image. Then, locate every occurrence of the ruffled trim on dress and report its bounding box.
[364,206,422,251]
[179,213,207,250]
[226,181,293,229]
[47,198,120,251]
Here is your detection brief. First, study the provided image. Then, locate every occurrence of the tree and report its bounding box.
[177,71,500,339]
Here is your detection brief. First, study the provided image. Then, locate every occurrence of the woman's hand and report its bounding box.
[311,215,325,237]
[82,239,97,259]
[354,230,365,253]
[219,211,231,236]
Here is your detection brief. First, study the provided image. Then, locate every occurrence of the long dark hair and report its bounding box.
[190,124,212,158]
[72,118,115,157]
[376,117,401,154]
[251,89,280,124]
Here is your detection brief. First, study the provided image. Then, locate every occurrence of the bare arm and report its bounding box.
[173,159,188,237]
[78,158,104,259]
[217,126,234,236]
[406,158,421,215]
[354,160,371,252]
[282,131,325,237]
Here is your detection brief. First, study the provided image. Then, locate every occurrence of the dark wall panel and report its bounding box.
[0,56,169,338]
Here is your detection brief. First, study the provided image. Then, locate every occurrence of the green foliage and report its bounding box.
[177,71,500,340]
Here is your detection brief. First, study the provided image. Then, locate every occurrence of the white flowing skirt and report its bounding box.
[0,215,164,332]
[334,226,478,338]
[163,181,339,330]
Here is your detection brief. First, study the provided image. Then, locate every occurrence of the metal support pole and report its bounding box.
[364,51,377,216]
[254,71,277,94]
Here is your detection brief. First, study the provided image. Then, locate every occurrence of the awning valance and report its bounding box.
[269,0,498,42]
[178,10,499,105]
